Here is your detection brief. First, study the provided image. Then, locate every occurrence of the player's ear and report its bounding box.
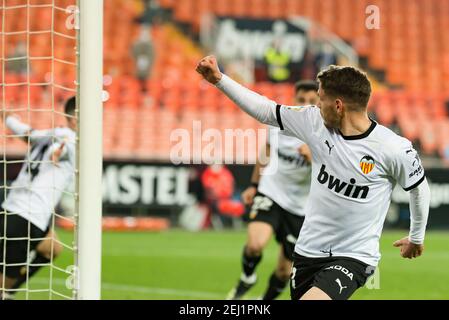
[335,98,343,111]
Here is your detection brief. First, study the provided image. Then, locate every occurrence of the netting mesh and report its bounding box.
[1,0,78,300]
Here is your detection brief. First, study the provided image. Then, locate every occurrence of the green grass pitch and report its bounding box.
[17,229,449,300]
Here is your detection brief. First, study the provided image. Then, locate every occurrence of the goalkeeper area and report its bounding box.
[15,229,449,300]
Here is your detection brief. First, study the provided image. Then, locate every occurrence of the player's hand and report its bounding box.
[51,142,65,167]
[196,55,222,85]
[393,237,424,259]
[299,144,312,164]
[241,186,257,206]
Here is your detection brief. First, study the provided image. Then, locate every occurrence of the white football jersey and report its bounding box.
[2,127,76,231]
[275,105,425,266]
[258,126,311,216]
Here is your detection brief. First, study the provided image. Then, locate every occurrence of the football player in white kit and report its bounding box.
[1,97,77,299]
[196,56,430,300]
[227,81,318,300]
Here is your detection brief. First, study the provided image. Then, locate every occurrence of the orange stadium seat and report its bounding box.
[159,0,175,9]
[419,120,438,155]
[2,0,448,162]
[229,0,249,17]
[162,0,449,94]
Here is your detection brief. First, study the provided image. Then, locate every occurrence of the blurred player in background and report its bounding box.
[227,81,318,300]
[197,56,430,300]
[0,97,77,299]
[201,164,236,229]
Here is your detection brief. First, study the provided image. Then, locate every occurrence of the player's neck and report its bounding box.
[67,120,77,131]
[339,112,372,137]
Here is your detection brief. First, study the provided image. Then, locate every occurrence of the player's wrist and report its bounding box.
[213,72,223,85]
[250,182,258,189]
[214,72,227,86]
[408,236,423,246]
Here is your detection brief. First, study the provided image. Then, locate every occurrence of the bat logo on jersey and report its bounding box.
[360,155,375,174]
[412,154,420,167]
[406,149,423,177]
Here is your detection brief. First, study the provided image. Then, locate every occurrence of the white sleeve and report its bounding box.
[408,178,430,244]
[29,129,54,144]
[65,140,76,167]
[5,116,31,136]
[215,74,319,144]
[390,138,426,191]
[276,105,320,143]
[215,74,279,127]
[5,116,54,144]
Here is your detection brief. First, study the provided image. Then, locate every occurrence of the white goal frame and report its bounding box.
[76,0,103,300]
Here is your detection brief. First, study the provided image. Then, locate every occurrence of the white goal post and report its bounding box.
[76,0,103,300]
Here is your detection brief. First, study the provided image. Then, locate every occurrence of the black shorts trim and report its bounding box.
[276,104,284,130]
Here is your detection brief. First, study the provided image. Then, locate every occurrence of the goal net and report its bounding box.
[1,0,102,300]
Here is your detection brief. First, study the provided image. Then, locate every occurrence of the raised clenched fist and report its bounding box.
[195,55,222,85]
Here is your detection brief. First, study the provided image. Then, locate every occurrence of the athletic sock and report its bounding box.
[262,272,288,300]
[11,253,51,290]
[242,246,262,278]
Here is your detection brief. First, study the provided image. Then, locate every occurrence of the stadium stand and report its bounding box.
[2,0,449,161]
[158,0,449,158]
[160,0,449,92]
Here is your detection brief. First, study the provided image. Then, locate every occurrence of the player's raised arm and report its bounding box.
[1,110,56,145]
[196,55,279,127]
[1,111,32,143]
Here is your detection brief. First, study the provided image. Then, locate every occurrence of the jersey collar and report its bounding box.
[338,119,377,140]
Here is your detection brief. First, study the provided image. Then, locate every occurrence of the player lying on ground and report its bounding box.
[0,97,77,300]
[196,56,430,300]
[228,81,317,300]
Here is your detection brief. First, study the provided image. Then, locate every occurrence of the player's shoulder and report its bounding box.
[282,104,322,126]
[284,104,319,114]
[54,127,75,136]
[54,127,76,142]
[372,122,412,155]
